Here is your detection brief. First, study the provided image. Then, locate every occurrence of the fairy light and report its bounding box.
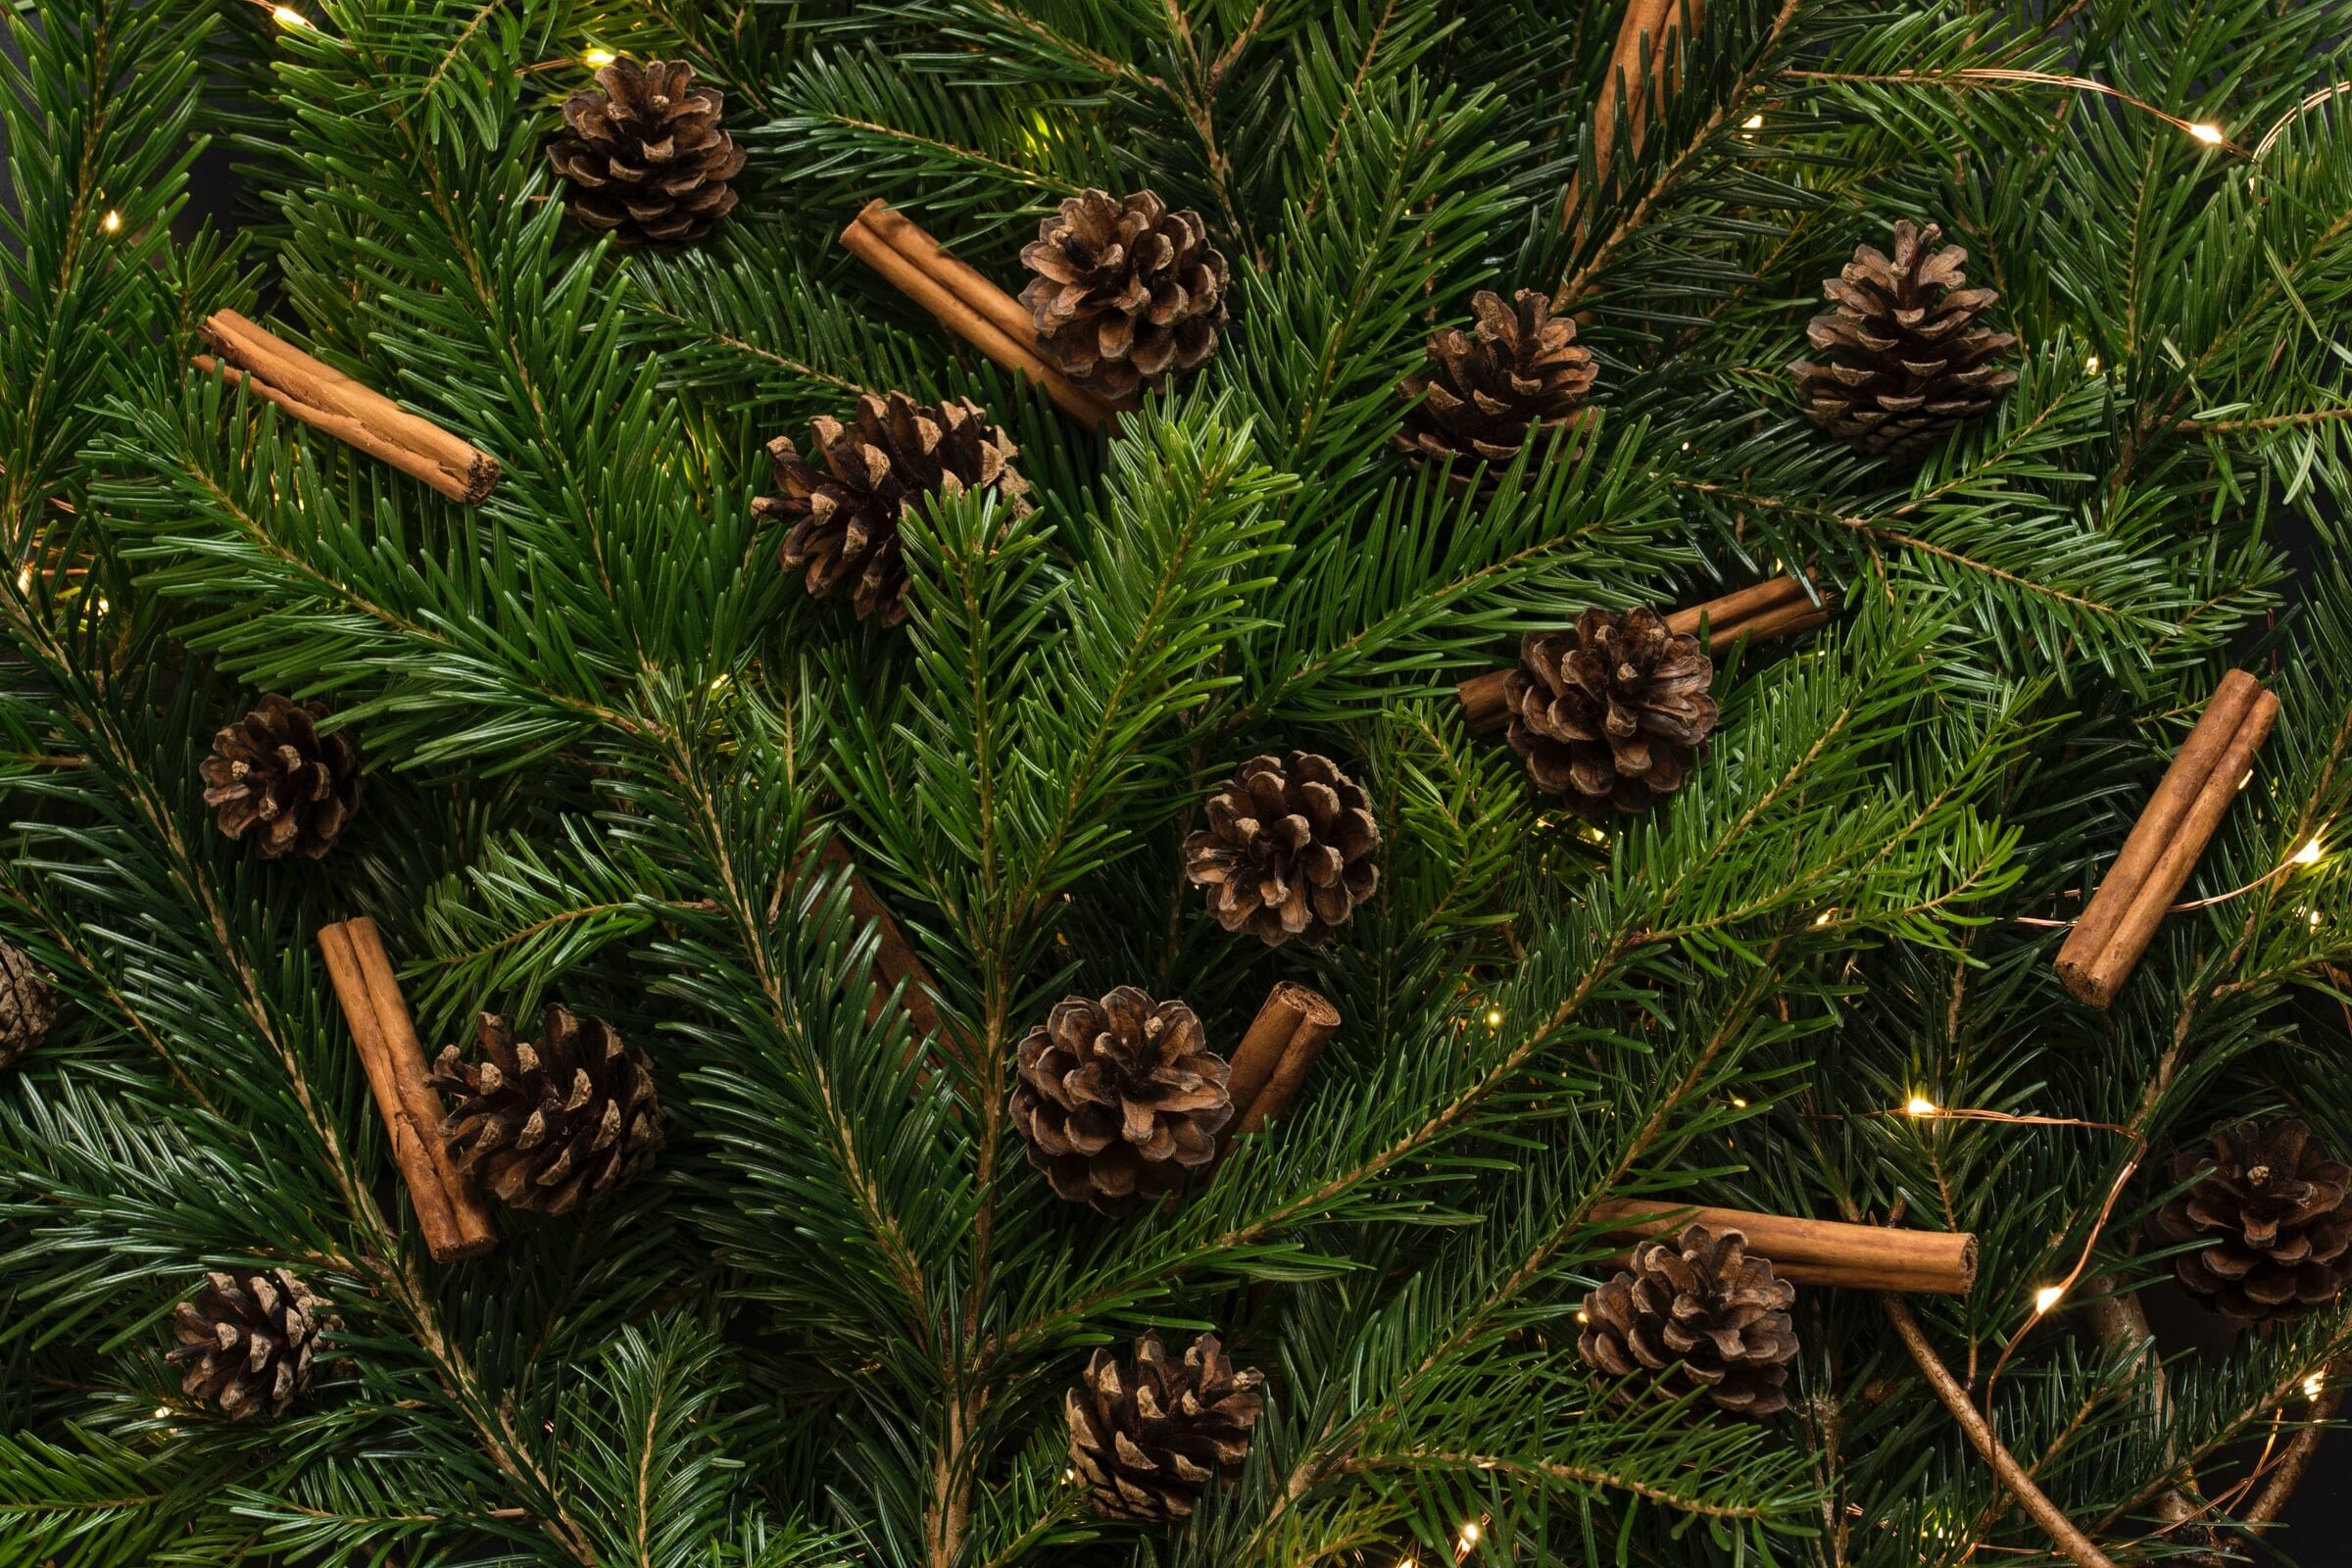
[2292,835,2324,865]
[1576,1308,1590,1324]
[153,1404,172,1418]
[1456,1523,1481,1551]
[100,210,123,234]
[1742,113,1764,129]
[2084,355,2100,375]
[1485,1007,1503,1028]
[1813,908,1837,927]
[581,46,616,68]
[1730,1096,1748,1109]
[271,5,313,27]
[2034,1284,2065,1315]
[2188,122,2225,144]
[1905,1096,1938,1117]
[14,566,29,592]
[2305,1372,2327,1398]
[2309,908,2325,929]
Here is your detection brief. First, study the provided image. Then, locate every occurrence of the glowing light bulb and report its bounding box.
[1485,1008,1503,1028]
[101,210,122,233]
[582,46,616,68]
[14,567,29,592]
[2188,122,2225,144]
[1813,908,1837,927]
[2305,1373,2326,1398]
[2034,1285,2064,1314]
[271,5,312,27]
[2309,908,2325,929]
[1742,114,1764,129]
[1905,1097,1937,1117]
[1457,1524,1481,1549]
[1731,1097,1748,1108]
[153,1405,172,1418]
[2293,835,2323,865]
[1061,1465,1076,1482]
[2083,355,2100,375]
[1576,1308,1590,1323]
[96,598,110,614]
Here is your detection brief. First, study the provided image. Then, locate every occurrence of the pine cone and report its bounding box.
[546,59,744,248]
[167,1268,334,1420]
[1182,752,1380,948]
[1010,987,1231,1213]
[1789,220,2019,458]
[2148,1117,2351,1323]
[756,393,1029,627]
[1580,1224,1798,1417]
[1019,189,1229,398]
[1066,1331,1265,1522]
[0,940,57,1068]
[1395,289,1597,469]
[199,695,363,860]
[1505,608,1717,815]
[432,1005,663,1216]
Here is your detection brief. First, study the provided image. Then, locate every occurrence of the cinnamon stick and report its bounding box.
[1221,983,1338,1143]
[2057,675,2280,1007]
[1590,1199,1976,1294]
[818,836,946,1043]
[1231,985,1341,1138]
[1456,574,1830,733]
[839,204,1121,431]
[317,919,497,1262]
[1564,0,1708,235]
[195,312,500,505]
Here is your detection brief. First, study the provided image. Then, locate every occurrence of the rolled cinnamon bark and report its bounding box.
[196,312,500,505]
[1590,1199,1975,1295]
[1455,574,1829,733]
[318,919,497,1261]
[1563,0,1708,235]
[839,205,1120,431]
[1222,983,1340,1140]
[1231,985,1341,1138]
[2057,675,2280,1007]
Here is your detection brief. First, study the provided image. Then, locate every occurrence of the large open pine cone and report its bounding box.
[2148,1118,2350,1323]
[1505,608,1717,815]
[168,1268,334,1420]
[1395,289,1597,469]
[1019,189,1229,398]
[432,1005,662,1215]
[1183,752,1380,948]
[1580,1224,1797,1417]
[1066,1331,1265,1522]
[756,392,1029,627]
[1789,220,2018,458]
[1010,987,1231,1213]
[0,940,57,1068]
[546,59,744,248]
[199,695,362,859]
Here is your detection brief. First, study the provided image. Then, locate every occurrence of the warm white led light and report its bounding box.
[2034,1285,2064,1314]
[1905,1097,1937,1117]
[2188,122,2225,144]
[101,210,123,233]
[2293,835,2323,865]
[1457,1524,1481,1549]
[1742,114,1764,129]
[582,46,617,68]
[2084,355,2100,374]
[1731,1097,1748,1109]
[271,5,313,27]
[2305,1373,2327,1398]
[1484,1008,1503,1028]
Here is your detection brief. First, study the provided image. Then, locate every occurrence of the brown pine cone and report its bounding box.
[1066,1331,1265,1522]
[1010,987,1231,1213]
[432,1005,663,1216]
[2148,1117,2350,1323]
[1182,752,1380,948]
[1789,220,2019,458]
[1505,608,1716,816]
[199,695,363,859]
[167,1268,335,1420]
[545,59,744,249]
[1395,289,1597,470]
[0,940,57,1069]
[1579,1223,1798,1417]
[755,393,1029,627]
[1019,189,1229,399]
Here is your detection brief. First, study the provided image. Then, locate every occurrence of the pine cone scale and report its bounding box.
[200,695,362,859]
[1581,1225,1797,1417]
[1396,289,1594,473]
[168,1269,334,1419]
[1011,987,1231,1211]
[1020,189,1228,396]
[1067,1332,1263,1521]
[433,1005,662,1215]
[1506,608,1717,817]
[2149,1118,2351,1322]
[548,60,742,248]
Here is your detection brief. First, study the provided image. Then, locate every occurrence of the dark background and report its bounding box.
[0,24,2342,1560]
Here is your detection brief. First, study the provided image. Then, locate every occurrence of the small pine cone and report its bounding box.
[0,940,57,1068]
[1505,608,1716,816]
[1789,220,2019,458]
[198,695,363,860]
[1182,752,1380,948]
[1019,189,1229,398]
[1010,987,1231,1213]
[545,59,745,249]
[432,1005,663,1216]
[167,1268,335,1420]
[755,393,1029,627]
[1579,1224,1798,1417]
[2148,1117,2350,1323]
[1066,1331,1265,1522]
[1395,289,1597,469]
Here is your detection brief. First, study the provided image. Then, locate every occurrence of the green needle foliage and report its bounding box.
[2,1,2349,1565]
